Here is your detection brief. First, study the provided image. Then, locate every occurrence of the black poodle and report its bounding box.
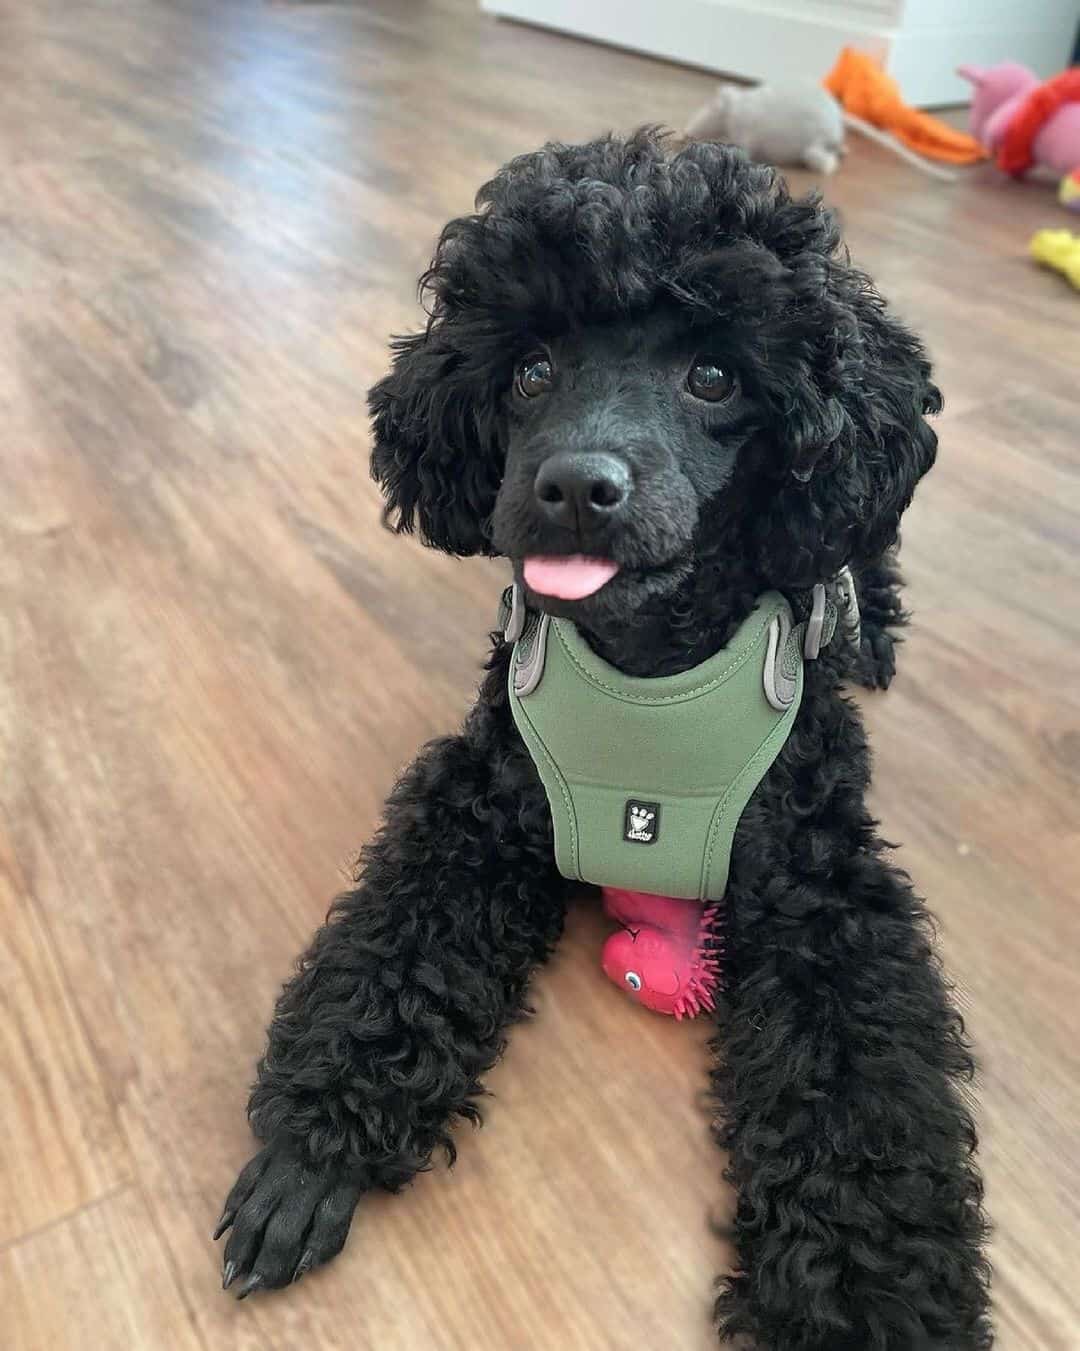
[215,131,991,1349]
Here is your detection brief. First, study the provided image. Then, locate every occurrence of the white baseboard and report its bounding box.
[480,0,890,91]
[480,0,1078,106]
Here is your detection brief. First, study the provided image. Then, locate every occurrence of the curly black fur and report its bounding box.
[217,131,991,1346]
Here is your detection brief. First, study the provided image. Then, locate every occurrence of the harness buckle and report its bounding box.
[803,567,861,661]
[513,613,550,697]
[763,607,799,711]
[503,582,527,643]
[835,564,861,649]
[803,583,827,660]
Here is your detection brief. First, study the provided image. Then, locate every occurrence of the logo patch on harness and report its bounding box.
[624,800,660,844]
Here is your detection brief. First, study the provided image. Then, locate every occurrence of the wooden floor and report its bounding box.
[2,1,1078,1347]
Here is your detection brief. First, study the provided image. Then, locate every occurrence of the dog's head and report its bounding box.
[370,131,938,625]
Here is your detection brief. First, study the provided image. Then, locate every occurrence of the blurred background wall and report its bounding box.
[481,0,1080,105]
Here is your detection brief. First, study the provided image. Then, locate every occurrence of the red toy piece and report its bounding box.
[600,887,721,1019]
[958,63,1080,182]
[997,69,1080,176]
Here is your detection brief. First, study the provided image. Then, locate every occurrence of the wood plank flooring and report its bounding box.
[1,1,1078,1347]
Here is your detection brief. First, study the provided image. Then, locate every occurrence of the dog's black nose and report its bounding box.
[533,452,631,530]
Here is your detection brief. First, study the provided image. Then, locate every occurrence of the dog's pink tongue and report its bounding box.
[523,555,620,601]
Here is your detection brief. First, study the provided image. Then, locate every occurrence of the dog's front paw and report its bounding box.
[855,621,898,690]
[214,1142,361,1297]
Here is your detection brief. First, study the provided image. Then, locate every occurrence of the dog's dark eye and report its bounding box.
[516,354,554,398]
[687,359,736,403]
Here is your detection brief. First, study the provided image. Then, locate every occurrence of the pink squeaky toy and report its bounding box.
[601,887,721,1020]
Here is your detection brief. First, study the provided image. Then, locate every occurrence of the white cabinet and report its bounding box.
[479,0,1079,106]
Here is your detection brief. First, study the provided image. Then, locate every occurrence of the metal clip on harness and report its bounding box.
[762,566,860,711]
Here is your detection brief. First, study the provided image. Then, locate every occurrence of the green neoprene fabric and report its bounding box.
[508,592,804,902]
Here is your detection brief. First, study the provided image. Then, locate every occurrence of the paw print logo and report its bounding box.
[624,800,660,844]
[630,806,654,832]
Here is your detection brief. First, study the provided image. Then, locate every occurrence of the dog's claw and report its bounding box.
[213,1209,235,1241]
[216,1145,361,1296]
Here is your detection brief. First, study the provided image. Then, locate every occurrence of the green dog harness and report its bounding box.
[504,574,857,902]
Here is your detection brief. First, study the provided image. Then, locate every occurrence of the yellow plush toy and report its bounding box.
[1030,228,1080,289]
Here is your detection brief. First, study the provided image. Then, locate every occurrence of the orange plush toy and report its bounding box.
[825,47,986,166]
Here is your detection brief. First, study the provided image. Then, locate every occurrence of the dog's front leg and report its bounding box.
[713,804,992,1348]
[852,549,907,690]
[216,667,565,1297]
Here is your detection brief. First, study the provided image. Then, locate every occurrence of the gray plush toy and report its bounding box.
[687,78,845,173]
[686,77,954,179]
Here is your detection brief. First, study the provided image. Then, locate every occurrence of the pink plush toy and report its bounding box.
[600,888,720,1020]
[958,62,1080,181]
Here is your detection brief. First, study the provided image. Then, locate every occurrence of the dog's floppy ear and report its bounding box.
[749,247,939,586]
[368,328,504,557]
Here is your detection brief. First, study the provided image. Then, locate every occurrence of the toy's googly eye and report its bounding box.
[625,971,642,991]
